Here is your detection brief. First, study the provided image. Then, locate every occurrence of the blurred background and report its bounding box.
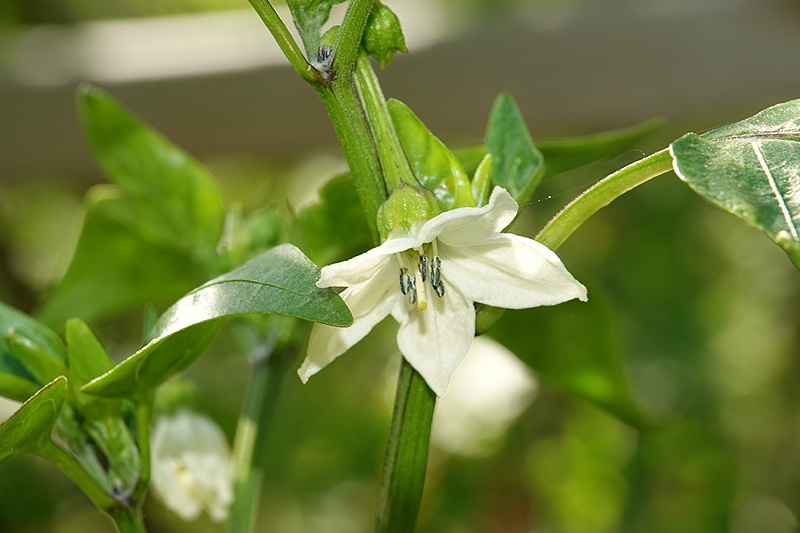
[2,0,800,532]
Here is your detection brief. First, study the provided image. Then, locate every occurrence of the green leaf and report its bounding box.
[287,0,346,57]
[37,195,207,327]
[78,85,224,260]
[65,319,115,412]
[6,332,67,386]
[471,154,493,207]
[0,301,66,402]
[489,285,645,429]
[670,100,800,268]
[296,175,372,266]
[486,93,544,204]
[388,99,475,209]
[83,244,353,398]
[0,377,67,464]
[363,1,407,68]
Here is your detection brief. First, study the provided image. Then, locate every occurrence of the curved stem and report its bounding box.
[536,148,674,250]
[132,392,153,502]
[247,0,323,85]
[374,359,436,533]
[109,507,147,533]
[225,345,288,533]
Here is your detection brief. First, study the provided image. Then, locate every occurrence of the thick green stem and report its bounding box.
[247,0,323,84]
[332,0,375,80]
[374,359,436,533]
[536,148,674,250]
[225,347,287,533]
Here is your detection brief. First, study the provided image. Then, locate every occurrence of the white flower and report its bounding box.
[431,336,537,456]
[150,409,234,523]
[299,186,587,396]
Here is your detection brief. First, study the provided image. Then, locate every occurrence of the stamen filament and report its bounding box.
[414,257,427,311]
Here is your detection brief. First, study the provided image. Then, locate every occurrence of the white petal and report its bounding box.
[318,235,419,288]
[416,187,519,246]
[300,265,399,382]
[392,282,475,396]
[441,233,587,308]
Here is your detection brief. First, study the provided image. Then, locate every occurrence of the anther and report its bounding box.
[399,268,408,295]
[434,280,445,298]
[414,260,427,311]
[429,256,441,287]
[407,276,417,305]
[418,255,427,283]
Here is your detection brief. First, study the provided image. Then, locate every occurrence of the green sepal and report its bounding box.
[376,184,439,241]
[486,93,544,205]
[363,1,408,68]
[82,244,353,398]
[388,99,475,210]
[0,376,67,465]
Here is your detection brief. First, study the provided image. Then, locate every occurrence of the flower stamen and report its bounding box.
[414,255,427,311]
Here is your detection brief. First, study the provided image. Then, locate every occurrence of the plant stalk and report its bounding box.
[536,148,674,250]
[374,359,436,533]
[226,344,289,533]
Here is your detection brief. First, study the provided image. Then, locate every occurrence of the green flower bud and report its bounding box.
[363,1,408,69]
[376,183,439,240]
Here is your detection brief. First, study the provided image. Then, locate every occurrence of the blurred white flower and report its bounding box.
[431,336,537,456]
[0,396,21,424]
[150,409,234,522]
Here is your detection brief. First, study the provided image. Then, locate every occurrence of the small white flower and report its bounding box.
[150,409,234,523]
[300,186,587,396]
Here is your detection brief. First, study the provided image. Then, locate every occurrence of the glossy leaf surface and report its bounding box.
[0,301,66,402]
[0,377,67,464]
[83,244,352,397]
[671,100,800,268]
[388,99,475,209]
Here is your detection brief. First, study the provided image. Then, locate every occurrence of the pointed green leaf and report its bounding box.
[471,154,493,207]
[287,0,347,56]
[6,333,67,385]
[37,195,207,327]
[0,377,67,464]
[83,244,352,397]
[0,301,66,401]
[78,85,224,259]
[489,286,645,429]
[671,100,800,268]
[486,93,544,204]
[388,99,475,209]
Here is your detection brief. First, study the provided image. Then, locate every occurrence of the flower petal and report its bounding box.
[392,282,475,396]
[416,187,519,246]
[441,233,587,308]
[318,235,419,288]
[300,264,399,382]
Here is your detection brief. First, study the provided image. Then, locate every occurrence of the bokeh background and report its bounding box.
[2,0,800,532]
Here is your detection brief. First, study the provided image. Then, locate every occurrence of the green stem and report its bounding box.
[133,393,153,502]
[354,51,418,191]
[247,0,323,85]
[374,359,436,533]
[332,0,375,80]
[317,83,386,243]
[225,346,287,533]
[109,507,147,533]
[536,148,674,250]
[37,438,116,510]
